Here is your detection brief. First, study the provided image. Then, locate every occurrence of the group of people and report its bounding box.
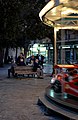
[30,54,44,78]
[8,51,44,78]
[26,51,44,78]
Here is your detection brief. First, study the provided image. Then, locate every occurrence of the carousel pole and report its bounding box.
[54,27,58,74]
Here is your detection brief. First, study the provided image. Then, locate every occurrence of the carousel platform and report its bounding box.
[37,85,78,120]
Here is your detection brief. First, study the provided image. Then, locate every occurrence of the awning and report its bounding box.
[39,0,78,30]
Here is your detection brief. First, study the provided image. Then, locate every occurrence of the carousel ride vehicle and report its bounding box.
[37,64,78,119]
[50,64,78,98]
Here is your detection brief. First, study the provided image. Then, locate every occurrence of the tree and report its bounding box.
[0,0,53,47]
[0,0,54,65]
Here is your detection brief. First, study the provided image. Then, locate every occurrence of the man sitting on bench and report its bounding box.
[8,52,25,78]
[32,58,43,79]
[16,52,26,66]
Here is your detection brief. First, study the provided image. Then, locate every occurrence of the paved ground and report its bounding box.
[0,64,62,120]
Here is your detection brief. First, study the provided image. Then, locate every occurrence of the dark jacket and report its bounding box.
[36,54,44,66]
[32,61,40,72]
[16,56,25,66]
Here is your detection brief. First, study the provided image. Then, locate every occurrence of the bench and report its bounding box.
[14,66,37,77]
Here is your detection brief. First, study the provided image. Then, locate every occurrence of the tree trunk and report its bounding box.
[0,48,4,67]
[4,47,9,64]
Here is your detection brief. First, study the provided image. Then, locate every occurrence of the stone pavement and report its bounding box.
[0,64,62,120]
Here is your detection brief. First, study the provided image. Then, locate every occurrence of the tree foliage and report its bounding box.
[0,0,53,49]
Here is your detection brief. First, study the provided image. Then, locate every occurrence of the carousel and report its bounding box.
[38,0,78,119]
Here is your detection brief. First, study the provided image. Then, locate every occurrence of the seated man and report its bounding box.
[28,55,35,66]
[32,59,43,78]
[16,53,26,66]
[8,60,17,78]
[35,50,44,68]
[8,53,25,78]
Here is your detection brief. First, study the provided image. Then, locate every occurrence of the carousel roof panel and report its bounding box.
[39,0,78,29]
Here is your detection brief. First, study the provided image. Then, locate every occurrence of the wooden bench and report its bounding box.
[14,66,37,77]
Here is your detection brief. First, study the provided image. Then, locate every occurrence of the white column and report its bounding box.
[54,28,58,74]
[54,28,57,65]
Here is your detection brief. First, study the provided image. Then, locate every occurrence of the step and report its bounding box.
[37,92,78,120]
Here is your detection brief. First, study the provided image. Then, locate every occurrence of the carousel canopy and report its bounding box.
[39,0,78,30]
